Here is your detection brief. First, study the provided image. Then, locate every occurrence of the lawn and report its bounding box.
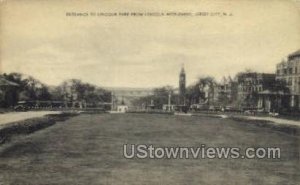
[0,113,299,185]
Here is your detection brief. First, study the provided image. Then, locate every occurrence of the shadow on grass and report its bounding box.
[0,112,78,145]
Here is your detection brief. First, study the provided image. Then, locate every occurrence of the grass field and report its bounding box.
[0,113,299,185]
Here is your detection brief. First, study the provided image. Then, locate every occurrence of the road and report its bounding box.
[0,113,299,185]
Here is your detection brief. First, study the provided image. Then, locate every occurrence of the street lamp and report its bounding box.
[168,91,171,112]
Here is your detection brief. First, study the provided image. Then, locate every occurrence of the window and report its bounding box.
[288,77,293,85]
[277,69,280,75]
[295,67,298,74]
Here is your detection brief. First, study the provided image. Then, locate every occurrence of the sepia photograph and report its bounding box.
[0,0,299,184]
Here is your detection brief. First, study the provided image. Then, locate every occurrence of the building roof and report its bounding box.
[0,77,19,86]
[288,49,300,59]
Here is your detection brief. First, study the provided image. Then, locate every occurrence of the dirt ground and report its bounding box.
[0,113,299,185]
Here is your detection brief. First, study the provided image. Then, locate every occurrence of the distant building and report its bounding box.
[116,105,128,113]
[236,72,276,108]
[178,65,186,105]
[217,76,238,105]
[162,104,176,111]
[276,50,300,110]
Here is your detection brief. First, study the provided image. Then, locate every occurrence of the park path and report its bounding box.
[0,111,61,126]
[234,115,300,127]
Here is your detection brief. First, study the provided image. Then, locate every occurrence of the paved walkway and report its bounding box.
[0,111,61,126]
[238,115,300,127]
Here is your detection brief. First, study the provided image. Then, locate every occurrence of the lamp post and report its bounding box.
[168,91,171,112]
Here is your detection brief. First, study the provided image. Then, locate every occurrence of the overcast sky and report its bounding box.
[1,0,300,88]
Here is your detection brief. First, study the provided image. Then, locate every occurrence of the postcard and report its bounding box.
[0,0,299,184]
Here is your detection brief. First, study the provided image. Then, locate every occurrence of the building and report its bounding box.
[116,105,128,113]
[217,76,238,106]
[162,104,176,111]
[236,72,276,109]
[276,50,300,110]
[178,65,186,105]
[0,77,19,107]
[257,90,289,113]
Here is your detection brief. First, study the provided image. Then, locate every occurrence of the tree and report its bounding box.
[186,85,201,105]
[186,76,217,106]
[58,79,111,107]
[154,86,175,108]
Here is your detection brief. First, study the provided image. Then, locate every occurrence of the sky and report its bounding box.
[1,0,300,88]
